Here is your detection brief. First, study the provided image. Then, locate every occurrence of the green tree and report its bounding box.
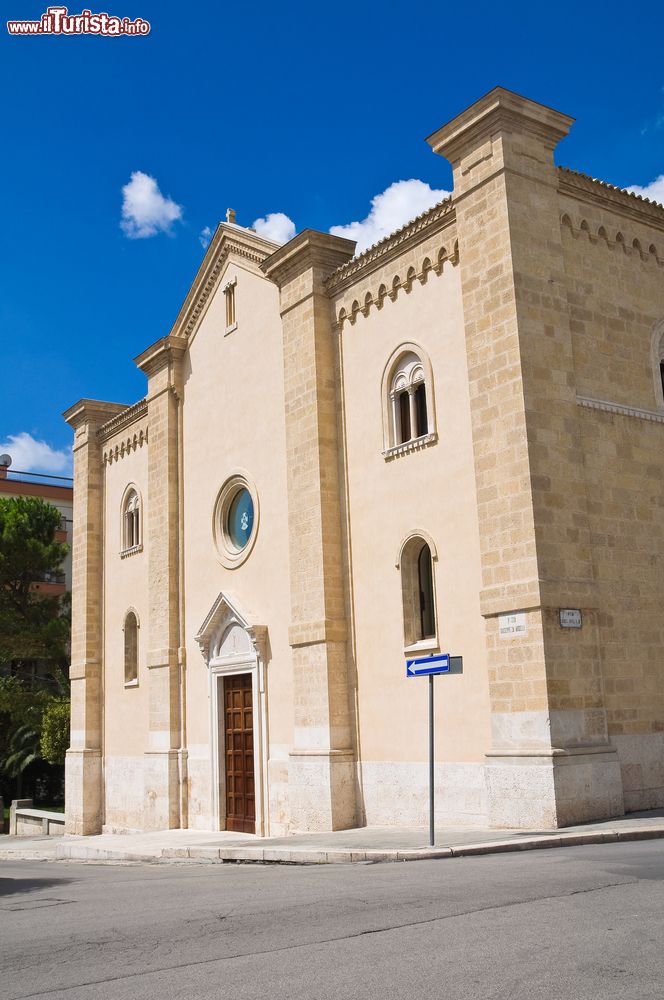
[0,495,70,671]
[40,700,71,766]
[0,496,70,801]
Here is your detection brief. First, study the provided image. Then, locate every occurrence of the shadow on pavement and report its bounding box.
[0,876,75,898]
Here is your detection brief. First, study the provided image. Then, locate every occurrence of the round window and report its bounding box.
[227,487,254,551]
[213,473,259,568]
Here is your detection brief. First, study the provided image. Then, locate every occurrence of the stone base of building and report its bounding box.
[68,743,663,835]
[143,750,181,830]
[185,751,213,830]
[358,760,488,828]
[103,755,146,831]
[612,732,664,812]
[287,750,356,832]
[485,747,625,829]
[64,748,103,835]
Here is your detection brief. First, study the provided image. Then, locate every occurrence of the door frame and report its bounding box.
[209,651,267,836]
[195,592,269,837]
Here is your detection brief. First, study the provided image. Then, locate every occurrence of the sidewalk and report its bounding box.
[1,809,663,865]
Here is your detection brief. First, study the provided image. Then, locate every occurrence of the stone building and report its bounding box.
[64,88,664,836]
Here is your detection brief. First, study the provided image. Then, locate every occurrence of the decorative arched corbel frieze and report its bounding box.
[332,237,459,331]
[102,426,148,465]
[559,214,663,267]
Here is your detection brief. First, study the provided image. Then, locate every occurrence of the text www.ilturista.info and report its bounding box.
[7,6,150,35]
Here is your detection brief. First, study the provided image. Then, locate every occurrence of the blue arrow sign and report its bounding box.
[406,653,450,677]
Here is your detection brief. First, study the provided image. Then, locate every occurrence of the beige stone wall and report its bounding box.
[263,231,358,833]
[102,436,149,760]
[100,431,150,829]
[334,243,492,802]
[182,255,293,831]
[427,89,628,826]
[64,399,127,835]
[557,190,664,809]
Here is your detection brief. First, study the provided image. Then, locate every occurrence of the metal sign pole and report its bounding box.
[406,652,463,849]
[429,673,434,847]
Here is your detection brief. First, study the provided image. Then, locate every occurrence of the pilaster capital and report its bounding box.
[63,398,128,433]
[426,86,574,167]
[261,229,356,291]
[134,335,187,385]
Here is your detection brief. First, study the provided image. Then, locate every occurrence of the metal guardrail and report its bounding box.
[1,468,73,486]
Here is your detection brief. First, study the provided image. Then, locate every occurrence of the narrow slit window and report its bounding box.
[124,611,138,684]
[418,544,435,639]
[659,361,664,401]
[224,281,236,329]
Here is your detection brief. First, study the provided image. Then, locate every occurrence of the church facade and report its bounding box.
[64,88,664,836]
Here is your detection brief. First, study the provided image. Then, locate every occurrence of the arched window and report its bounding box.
[391,352,428,444]
[122,488,141,552]
[381,344,436,456]
[652,321,664,411]
[418,544,435,639]
[123,611,138,685]
[398,534,438,648]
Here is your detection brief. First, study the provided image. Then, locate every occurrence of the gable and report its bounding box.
[168,222,281,350]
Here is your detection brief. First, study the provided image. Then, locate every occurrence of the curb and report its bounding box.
[45,823,664,866]
[0,850,58,862]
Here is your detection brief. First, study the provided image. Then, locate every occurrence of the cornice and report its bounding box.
[63,398,128,430]
[577,395,664,424]
[167,224,279,343]
[261,230,356,288]
[426,86,574,163]
[558,167,664,233]
[134,334,187,378]
[326,198,455,294]
[97,398,148,442]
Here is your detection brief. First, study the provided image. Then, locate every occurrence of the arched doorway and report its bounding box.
[195,593,269,835]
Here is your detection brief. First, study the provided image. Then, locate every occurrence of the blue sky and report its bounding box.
[1,0,663,474]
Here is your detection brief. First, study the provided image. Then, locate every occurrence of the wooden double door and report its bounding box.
[223,673,255,833]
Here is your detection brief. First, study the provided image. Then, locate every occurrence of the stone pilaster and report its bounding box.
[135,336,187,830]
[63,398,127,835]
[262,231,358,832]
[428,89,623,826]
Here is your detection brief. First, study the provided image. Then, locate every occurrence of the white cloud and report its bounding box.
[121,171,183,239]
[252,212,296,244]
[0,433,72,475]
[626,174,664,207]
[329,179,451,253]
[199,225,212,249]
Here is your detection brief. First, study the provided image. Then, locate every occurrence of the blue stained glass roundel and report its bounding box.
[227,488,254,550]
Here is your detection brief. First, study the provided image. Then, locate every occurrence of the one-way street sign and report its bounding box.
[406,653,450,677]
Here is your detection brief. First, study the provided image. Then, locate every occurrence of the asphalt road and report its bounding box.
[1,841,663,1000]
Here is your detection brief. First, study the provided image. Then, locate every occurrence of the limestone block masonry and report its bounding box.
[65,87,664,836]
[63,398,128,835]
[262,232,358,832]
